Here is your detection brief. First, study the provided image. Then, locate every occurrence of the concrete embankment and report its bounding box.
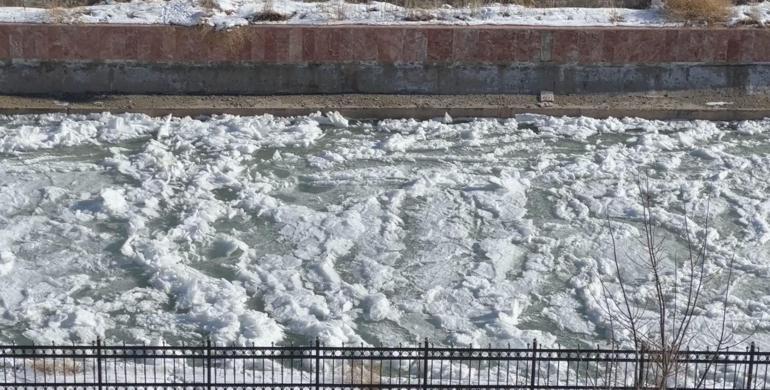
[1,24,769,96]
[1,93,768,120]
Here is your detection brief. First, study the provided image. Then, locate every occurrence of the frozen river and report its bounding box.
[0,112,768,349]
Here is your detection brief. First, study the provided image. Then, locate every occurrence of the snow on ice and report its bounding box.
[0,112,768,352]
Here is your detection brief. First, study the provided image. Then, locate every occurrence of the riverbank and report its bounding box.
[1,92,767,120]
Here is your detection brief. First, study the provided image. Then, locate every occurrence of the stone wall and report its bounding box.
[0,24,767,95]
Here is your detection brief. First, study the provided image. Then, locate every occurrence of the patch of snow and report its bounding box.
[0,0,687,27]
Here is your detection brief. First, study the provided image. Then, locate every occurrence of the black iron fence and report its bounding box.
[0,339,767,389]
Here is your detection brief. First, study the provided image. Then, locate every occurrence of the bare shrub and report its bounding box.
[665,0,731,24]
[251,0,292,21]
[251,11,292,21]
[31,359,82,376]
[42,0,92,23]
[336,360,382,387]
[404,9,437,21]
[598,176,744,389]
[199,0,219,11]
[608,8,625,23]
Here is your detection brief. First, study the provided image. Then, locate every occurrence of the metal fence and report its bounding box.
[0,339,767,389]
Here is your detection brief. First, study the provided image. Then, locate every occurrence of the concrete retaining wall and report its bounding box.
[1,24,769,95]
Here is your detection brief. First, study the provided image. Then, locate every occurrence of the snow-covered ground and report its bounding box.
[1,112,769,350]
[0,0,768,28]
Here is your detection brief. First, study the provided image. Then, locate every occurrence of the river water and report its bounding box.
[0,112,768,349]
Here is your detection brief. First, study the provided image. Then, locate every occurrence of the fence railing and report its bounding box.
[0,339,767,389]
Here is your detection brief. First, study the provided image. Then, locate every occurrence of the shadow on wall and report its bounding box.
[2,62,766,95]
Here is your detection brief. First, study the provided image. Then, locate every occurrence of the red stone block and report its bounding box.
[673,30,706,63]
[173,26,202,61]
[340,28,377,63]
[158,27,177,62]
[68,26,99,60]
[8,25,31,59]
[26,25,52,60]
[709,30,732,63]
[653,29,678,63]
[134,27,162,62]
[475,29,511,64]
[626,29,667,64]
[95,25,116,60]
[71,26,100,60]
[0,26,10,60]
[620,29,642,63]
[6,25,22,58]
[327,28,345,62]
[136,26,175,62]
[207,35,230,62]
[264,27,291,63]
[427,28,453,63]
[288,28,303,63]
[308,28,343,63]
[601,29,629,64]
[699,30,724,63]
[35,25,58,59]
[52,26,78,60]
[452,29,478,62]
[207,28,254,63]
[512,30,540,63]
[402,28,427,64]
[375,28,404,63]
[750,29,770,63]
[121,27,139,60]
[725,29,753,63]
[576,30,604,64]
[550,29,579,64]
[99,25,130,60]
[301,28,315,62]
[248,27,266,62]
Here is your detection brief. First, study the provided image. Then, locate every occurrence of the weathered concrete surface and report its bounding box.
[0,24,769,95]
[2,61,768,95]
[1,93,768,120]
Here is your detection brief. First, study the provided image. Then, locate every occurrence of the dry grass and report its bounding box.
[195,25,251,55]
[31,359,82,376]
[251,0,293,21]
[338,360,382,387]
[404,9,437,20]
[665,0,732,24]
[41,0,94,23]
[251,10,293,21]
[199,0,219,11]
[305,0,651,7]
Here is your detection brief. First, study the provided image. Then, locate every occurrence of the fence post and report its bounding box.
[315,338,321,390]
[422,338,429,390]
[637,344,645,389]
[530,338,537,390]
[206,339,212,390]
[96,337,103,390]
[746,342,756,389]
